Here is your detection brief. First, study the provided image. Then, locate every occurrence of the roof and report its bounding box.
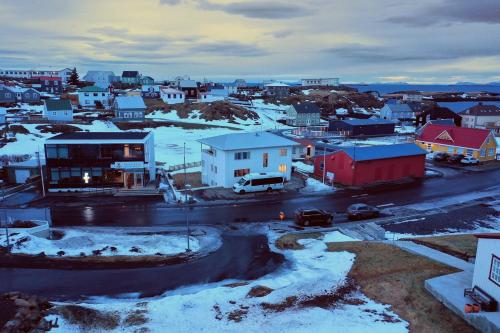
[292,102,321,114]
[44,99,72,111]
[332,143,427,162]
[416,124,492,150]
[384,103,413,113]
[47,132,150,141]
[161,87,184,94]
[79,85,108,93]
[336,119,395,126]
[461,103,500,116]
[6,159,45,168]
[474,233,500,239]
[197,131,299,150]
[179,80,198,88]
[122,71,139,77]
[265,82,289,87]
[114,96,146,109]
[35,76,62,81]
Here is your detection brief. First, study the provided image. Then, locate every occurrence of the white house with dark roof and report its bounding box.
[198,131,299,188]
[78,85,112,109]
[264,82,290,98]
[160,87,185,104]
[113,96,146,121]
[286,102,321,126]
[380,102,414,122]
[460,103,500,134]
[43,99,73,122]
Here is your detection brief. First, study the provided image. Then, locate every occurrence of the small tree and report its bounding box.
[69,67,79,86]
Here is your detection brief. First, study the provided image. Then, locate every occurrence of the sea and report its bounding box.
[346,84,500,95]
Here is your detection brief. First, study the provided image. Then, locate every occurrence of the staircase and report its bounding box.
[114,187,161,197]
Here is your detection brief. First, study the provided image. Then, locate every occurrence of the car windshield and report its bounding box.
[237,178,246,185]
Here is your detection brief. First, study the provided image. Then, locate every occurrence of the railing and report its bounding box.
[167,161,202,172]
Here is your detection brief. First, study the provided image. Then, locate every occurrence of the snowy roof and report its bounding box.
[44,99,72,111]
[461,103,500,116]
[384,103,413,113]
[337,144,427,162]
[292,102,320,114]
[47,132,150,141]
[265,82,290,87]
[6,159,45,168]
[179,80,198,88]
[161,87,184,94]
[114,96,146,109]
[79,85,108,92]
[198,132,299,151]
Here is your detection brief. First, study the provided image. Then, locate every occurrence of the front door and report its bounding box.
[124,172,144,189]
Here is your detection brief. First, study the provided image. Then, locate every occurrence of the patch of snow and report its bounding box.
[322,231,359,243]
[301,178,335,193]
[293,161,314,173]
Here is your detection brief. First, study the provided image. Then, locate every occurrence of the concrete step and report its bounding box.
[114,188,160,197]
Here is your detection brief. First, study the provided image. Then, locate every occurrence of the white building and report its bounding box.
[160,87,185,104]
[113,96,146,121]
[471,234,499,306]
[301,78,340,87]
[77,86,112,109]
[0,68,72,85]
[198,132,299,188]
[43,99,73,122]
[198,91,224,103]
[83,71,119,88]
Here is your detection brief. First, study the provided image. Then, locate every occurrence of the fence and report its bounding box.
[167,161,202,172]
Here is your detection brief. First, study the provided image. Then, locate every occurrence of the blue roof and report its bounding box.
[336,143,426,161]
[339,119,395,126]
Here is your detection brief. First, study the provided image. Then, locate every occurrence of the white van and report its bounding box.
[233,172,285,194]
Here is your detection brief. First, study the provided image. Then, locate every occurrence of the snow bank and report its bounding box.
[293,161,314,173]
[49,231,407,333]
[1,228,199,256]
[301,178,335,193]
[323,231,359,243]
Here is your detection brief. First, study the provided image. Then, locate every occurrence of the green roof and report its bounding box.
[79,85,108,92]
[44,99,72,111]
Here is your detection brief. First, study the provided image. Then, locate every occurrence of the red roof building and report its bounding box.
[415,124,497,161]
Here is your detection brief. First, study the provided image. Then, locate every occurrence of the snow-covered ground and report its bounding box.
[0,228,201,257]
[293,161,314,173]
[301,178,335,193]
[48,230,407,333]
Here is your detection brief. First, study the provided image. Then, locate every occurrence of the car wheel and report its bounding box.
[267,187,272,192]
[239,190,245,194]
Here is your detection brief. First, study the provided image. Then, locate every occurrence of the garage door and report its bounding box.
[15,169,31,184]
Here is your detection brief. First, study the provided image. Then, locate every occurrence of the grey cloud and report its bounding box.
[159,0,183,4]
[272,30,294,38]
[195,0,315,19]
[386,0,500,26]
[188,41,269,56]
[87,26,130,38]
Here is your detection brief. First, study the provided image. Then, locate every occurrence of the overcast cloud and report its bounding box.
[0,0,498,83]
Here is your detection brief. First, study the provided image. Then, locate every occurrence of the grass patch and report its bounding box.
[172,172,202,189]
[408,234,477,261]
[326,242,476,333]
[36,124,82,134]
[124,309,149,326]
[114,120,240,131]
[55,305,120,331]
[275,232,323,250]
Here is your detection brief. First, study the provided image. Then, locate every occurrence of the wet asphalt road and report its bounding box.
[44,168,500,227]
[0,233,284,301]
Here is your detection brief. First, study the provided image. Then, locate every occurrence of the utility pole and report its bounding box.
[322,145,327,184]
[3,211,10,250]
[37,146,45,197]
[183,143,191,252]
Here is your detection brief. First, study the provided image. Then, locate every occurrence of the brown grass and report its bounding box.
[326,242,476,333]
[172,172,203,189]
[408,234,477,261]
[275,232,323,250]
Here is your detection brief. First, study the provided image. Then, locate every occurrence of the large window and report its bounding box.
[488,148,495,157]
[490,255,500,286]
[234,151,250,160]
[46,145,68,159]
[263,153,268,167]
[234,168,250,177]
[278,164,287,173]
[280,148,287,157]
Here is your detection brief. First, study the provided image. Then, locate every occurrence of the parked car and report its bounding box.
[347,203,380,220]
[294,208,333,226]
[447,154,464,164]
[461,156,479,165]
[433,152,449,162]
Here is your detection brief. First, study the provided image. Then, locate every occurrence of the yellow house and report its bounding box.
[415,124,497,162]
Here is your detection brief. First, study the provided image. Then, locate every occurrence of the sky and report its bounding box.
[0,0,499,83]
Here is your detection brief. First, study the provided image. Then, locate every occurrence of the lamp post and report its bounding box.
[37,146,45,197]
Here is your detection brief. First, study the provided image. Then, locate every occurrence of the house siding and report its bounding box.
[415,133,497,161]
[472,238,499,304]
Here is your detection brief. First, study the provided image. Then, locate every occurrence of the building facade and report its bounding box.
[83,71,119,88]
[140,76,155,85]
[301,78,340,86]
[380,103,414,122]
[113,96,146,121]
[45,132,155,191]
[471,234,499,307]
[265,82,290,98]
[313,144,426,186]
[36,76,63,94]
[160,87,185,104]
[415,124,497,162]
[460,103,500,134]
[121,71,140,85]
[43,99,73,122]
[179,80,198,100]
[198,132,299,188]
[328,119,395,137]
[0,86,17,104]
[286,103,321,127]
[0,68,71,85]
[78,86,112,109]
[141,85,161,99]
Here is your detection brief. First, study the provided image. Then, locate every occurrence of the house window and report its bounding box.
[234,151,250,160]
[466,149,473,156]
[234,169,250,177]
[457,148,464,155]
[490,255,500,286]
[278,164,287,173]
[280,148,287,156]
[320,162,324,171]
[488,148,495,156]
[480,148,486,157]
[263,153,268,167]
[213,166,217,174]
[447,146,454,154]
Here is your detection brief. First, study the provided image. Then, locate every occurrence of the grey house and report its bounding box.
[43,99,74,122]
[265,82,290,98]
[113,96,146,121]
[286,102,321,127]
[10,87,41,103]
[121,71,140,85]
[0,86,16,104]
[380,103,414,122]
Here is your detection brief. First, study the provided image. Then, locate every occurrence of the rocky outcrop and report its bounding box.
[1,292,56,333]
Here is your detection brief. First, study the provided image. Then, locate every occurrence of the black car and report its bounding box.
[447,154,464,164]
[347,203,380,220]
[433,152,449,162]
[294,208,333,226]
